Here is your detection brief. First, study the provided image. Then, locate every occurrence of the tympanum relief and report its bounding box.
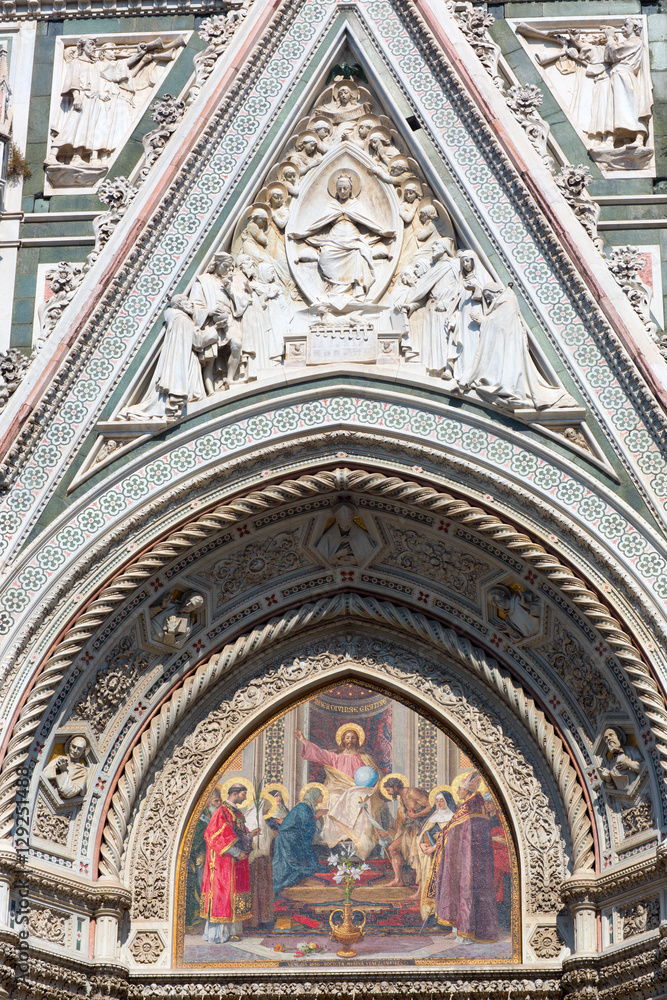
[514,18,654,174]
[45,33,187,190]
[121,74,576,423]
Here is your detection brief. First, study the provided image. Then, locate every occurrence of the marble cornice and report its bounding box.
[561,843,667,906]
[0,0,236,20]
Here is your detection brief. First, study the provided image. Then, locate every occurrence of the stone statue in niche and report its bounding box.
[288,168,396,309]
[45,35,185,188]
[149,591,205,648]
[120,71,579,424]
[487,583,541,640]
[314,504,376,566]
[43,735,89,800]
[516,19,653,172]
[597,727,645,799]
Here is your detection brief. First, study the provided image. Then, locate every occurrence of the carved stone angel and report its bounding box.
[315,504,376,565]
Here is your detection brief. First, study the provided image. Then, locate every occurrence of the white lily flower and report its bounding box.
[333,872,345,883]
[360,863,371,872]
[350,869,362,880]
[327,853,338,866]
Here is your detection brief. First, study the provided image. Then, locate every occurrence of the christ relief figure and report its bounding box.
[289,170,395,306]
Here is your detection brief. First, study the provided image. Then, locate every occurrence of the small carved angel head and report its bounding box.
[336,84,355,107]
[311,118,332,140]
[419,205,438,224]
[249,208,269,230]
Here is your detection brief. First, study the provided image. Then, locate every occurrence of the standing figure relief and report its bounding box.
[122,72,576,421]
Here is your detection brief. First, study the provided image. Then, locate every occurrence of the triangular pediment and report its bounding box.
[3,0,667,559]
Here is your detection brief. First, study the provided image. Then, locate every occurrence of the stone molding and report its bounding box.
[103,594,591,893]
[125,621,573,921]
[2,0,667,554]
[0,0,242,21]
[1,466,662,850]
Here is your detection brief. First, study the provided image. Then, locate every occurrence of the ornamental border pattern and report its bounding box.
[3,440,667,847]
[2,0,667,578]
[123,613,575,923]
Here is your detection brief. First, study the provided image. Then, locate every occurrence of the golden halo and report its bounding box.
[327,168,361,199]
[218,775,255,803]
[428,784,453,808]
[299,782,329,806]
[379,772,409,799]
[451,770,487,806]
[261,782,290,819]
[335,722,366,747]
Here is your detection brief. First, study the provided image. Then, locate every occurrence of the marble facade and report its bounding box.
[0,0,665,997]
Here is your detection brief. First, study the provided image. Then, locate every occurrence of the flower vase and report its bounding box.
[329,901,366,958]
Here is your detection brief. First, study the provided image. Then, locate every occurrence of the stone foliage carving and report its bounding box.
[121,72,575,421]
[622,898,659,939]
[555,166,603,252]
[37,261,85,344]
[71,634,148,736]
[33,798,69,845]
[450,1,503,89]
[0,348,32,410]
[540,620,619,727]
[607,246,659,344]
[29,906,67,945]
[43,734,89,799]
[129,930,165,963]
[206,529,312,604]
[516,18,653,172]
[45,34,185,188]
[116,593,589,916]
[621,797,654,838]
[380,525,486,601]
[139,94,186,182]
[38,176,137,348]
[506,84,555,171]
[188,5,251,107]
[530,924,564,958]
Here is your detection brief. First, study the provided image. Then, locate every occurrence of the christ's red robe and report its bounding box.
[200,803,252,923]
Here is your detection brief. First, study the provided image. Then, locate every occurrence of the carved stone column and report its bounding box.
[93,878,131,962]
[562,871,599,955]
[0,842,19,928]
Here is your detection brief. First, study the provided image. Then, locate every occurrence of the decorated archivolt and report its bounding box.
[121,72,576,423]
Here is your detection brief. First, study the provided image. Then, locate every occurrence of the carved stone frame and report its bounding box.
[123,618,585,967]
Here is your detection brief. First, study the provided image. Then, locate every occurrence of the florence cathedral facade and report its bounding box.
[0,0,665,996]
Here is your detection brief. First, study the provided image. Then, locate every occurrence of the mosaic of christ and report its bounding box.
[176,683,519,968]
